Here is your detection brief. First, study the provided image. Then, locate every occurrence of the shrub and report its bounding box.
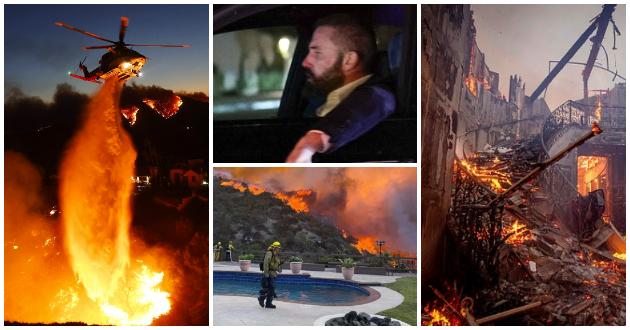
[238,254,254,260]
[339,257,357,268]
[288,256,303,262]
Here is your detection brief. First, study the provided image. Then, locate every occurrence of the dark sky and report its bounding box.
[4,4,209,102]
[472,4,626,110]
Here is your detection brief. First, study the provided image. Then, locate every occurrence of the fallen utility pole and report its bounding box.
[490,122,603,205]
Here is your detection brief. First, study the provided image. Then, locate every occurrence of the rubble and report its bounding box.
[325,312,402,326]
[423,126,625,326]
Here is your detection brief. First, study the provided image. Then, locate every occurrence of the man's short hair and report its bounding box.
[314,14,377,74]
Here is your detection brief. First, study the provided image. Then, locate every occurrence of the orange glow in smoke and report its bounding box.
[58,79,170,325]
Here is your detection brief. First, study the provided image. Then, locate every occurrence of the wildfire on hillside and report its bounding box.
[121,106,139,126]
[275,190,312,213]
[143,95,183,119]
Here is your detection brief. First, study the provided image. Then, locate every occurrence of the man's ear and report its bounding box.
[342,51,361,73]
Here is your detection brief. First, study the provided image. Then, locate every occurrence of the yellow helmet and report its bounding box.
[271,241,282,248]
[218,242,221,245]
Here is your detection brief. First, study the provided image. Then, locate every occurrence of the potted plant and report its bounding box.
[339,257,357,280]
[238,254,254,271]
[288,256,303,274]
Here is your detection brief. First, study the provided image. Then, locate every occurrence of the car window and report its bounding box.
[213,26,298,121]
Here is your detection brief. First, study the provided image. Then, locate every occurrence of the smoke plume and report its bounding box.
[214,167,417,255]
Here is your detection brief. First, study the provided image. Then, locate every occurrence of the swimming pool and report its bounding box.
[213,272,373,304]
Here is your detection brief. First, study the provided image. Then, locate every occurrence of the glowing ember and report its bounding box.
[422,282,463,326]
[427,308,451,326]
[59,79,170,325]
[335,226,348,239]
[121,106,139,125]
[613,252,626,260]
[143,95,183,119]
[503,220,532,245]
[459,159,512,193]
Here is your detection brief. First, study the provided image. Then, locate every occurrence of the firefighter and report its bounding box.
[258,241,282,308]
[225,241,234,262]
[213,242,223,262]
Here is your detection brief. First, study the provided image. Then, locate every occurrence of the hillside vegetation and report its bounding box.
[213,177,360,255]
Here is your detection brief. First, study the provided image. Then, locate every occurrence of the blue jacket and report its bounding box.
[311,76,396,152]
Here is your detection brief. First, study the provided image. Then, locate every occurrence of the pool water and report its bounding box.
[213,279,370,303]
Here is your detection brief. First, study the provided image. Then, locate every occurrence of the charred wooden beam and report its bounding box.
[490,123,603,205]
[476,301,543,325]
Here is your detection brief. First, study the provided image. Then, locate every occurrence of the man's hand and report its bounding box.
[286,130,331,163]
[265,273,269,278]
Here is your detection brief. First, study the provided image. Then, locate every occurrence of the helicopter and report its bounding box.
[56,17,188,84]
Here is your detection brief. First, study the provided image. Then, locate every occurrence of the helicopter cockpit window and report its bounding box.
[213,26,298,121]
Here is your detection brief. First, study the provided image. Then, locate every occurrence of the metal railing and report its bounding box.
[539,100,625,225]
[214,249,417,271]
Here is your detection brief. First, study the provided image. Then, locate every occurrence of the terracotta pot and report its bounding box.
[290,262,303,274]
[239,260,251,271]
[342,267,355,280]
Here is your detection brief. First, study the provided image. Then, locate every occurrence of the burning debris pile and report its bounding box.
[423,124,626,326]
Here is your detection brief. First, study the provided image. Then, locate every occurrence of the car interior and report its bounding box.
[213,4,417,162]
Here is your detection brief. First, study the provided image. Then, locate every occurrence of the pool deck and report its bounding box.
[212,261,416,326]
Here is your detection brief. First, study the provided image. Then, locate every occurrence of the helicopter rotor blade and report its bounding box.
[119,17,129,43]
[125,44,190,47]
[55,22,117,44]
[83,45,113,50]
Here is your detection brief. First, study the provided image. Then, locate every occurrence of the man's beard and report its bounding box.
[304,55,345,97]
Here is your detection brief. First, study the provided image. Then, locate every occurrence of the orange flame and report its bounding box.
[59,79,170,325]
[595,100,602,121]
[221,180,308,212]
[275,190,312,213]
[120,106,139,126]
[459,159,512,193]
[352,236,378,254]
[504,220,532,245]
[143,95,182,119]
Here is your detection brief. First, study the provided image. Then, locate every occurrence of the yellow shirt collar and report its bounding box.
[316,74,373,117]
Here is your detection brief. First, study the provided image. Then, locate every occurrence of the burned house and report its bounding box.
[422,4,625,326]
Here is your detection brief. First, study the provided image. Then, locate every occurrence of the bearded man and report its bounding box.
[286,14,396,162]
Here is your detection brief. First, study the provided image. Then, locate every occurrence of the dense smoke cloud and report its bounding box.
[121,82,208,106]
[4,83,89,134]
[214,167,417,254]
